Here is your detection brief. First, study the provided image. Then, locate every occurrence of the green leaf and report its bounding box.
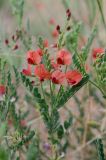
[0,123,7,138]
[27,136,40,160]
[38,37,44,50]
[96,138,105,160]
[66,22,82,52]
[62,0,70,9]
[21,74,51,130]
[81,26,97,62]
[12,131,35,150]
[42,53,52,71]
[57,125,64,139]
[13,66,20,86]
[64,117,73,130]
[57,75,89,108]
[10,0,24,26]
[0,147,9,160]
[72,53,85,73]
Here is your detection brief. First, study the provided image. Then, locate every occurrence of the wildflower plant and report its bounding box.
[20,9,97,160]
[0,0,106,159]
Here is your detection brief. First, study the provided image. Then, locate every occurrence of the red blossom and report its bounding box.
[36,48,43,56]
[49,18,55,25]
[51,58,60,70]
[0,85,6,95]
[27,50,42,65]
[92,48,104,59]
[43,39,49,48]
[34,64,51,81]
[22,64,32,76]
[52,29,59,38]
[66,70,82,85]
[51,70,65,84]
[57,49,72,65]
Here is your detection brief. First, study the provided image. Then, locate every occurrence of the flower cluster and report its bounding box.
[92,48,104,59]
[22,44,82,86]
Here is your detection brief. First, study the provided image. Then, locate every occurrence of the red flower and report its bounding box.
[0,85,6,95]
[43,39,49,48]
[66,70,82,85]
[92,48,104,59]
[51,70,65,84]
[22,64,32,76]
[57,49,72,65]
[34,64,51,81]
[36,48,43,56]
[49,18,55,25]
[52,29,59,38]
[27,50,42,65]
[51,58,60,70]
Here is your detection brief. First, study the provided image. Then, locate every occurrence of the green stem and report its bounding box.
[50,81,53,106]
[75,49,86,74]
[89,80,106,98]
[40,82,46,101]
[96,0,106,29]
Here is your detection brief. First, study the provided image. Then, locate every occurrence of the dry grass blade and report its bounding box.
[96,0,106,29]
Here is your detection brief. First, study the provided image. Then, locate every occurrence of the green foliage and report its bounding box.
[72,53,85,74]
[62,0,70,9]
[66,22,82,52]
[21,74,51,130]
[65,22,85,73]
[0,122,7,139]
[57,125,64,139]
[0,147,8,160]
[11,131,35,150]
[43,53,52,71]
[10,0,24,26]
[0,58,7,84]
[27,136,41,160]
[81,26,97,62]
[94,52,106,98]
[13,66,20,86]
[0,1,104,159]
[64,117,73,130]
[96,138,105,160]
[38,37,45,50]
[56,75,89,108]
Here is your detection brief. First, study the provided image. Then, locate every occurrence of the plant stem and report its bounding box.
[40,82,46,101]
[89,79,106,98]
[50,81,54,107]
